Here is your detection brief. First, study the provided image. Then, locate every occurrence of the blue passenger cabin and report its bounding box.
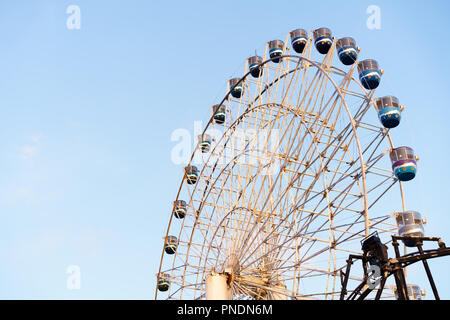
[173,200,187,219]
[394,284,424,300]
[358,59,381,90]
[395,211,425,247]
[290,29,308,54]
[375,96,402,128]
[336,37,358,65]
[164,236,179,254]
[248,55,263,78]
[390,147,417,181]
[198,133,212,153]
[157,273,170,292]
[229,78,243,99]
[185,165,199,185]
[268,40,284,63]
[313,28,333,54]
[406,285,424,300]
[212,104,226,124]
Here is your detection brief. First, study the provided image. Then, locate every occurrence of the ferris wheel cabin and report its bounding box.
[396,211,425,247]
[290,28,308,54]
[185,165,199,185]
[390,146,417,181]
[229,78,243,99]
[394,284,425,300]
[198,133,212,153]
[164,236,179,254]
[157,273,171,292]
[268,40,284,63]
[173,200,187,219]
[375,96,402,128]
[336,37,358,65]
[248,55,263,78]
[358,59,382,90]
[313,28,333,54]
[212,104,226,124]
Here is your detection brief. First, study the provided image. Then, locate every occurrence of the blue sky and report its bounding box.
[0,0,449,299]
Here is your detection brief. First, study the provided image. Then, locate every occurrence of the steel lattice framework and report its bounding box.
[156,31,408,300]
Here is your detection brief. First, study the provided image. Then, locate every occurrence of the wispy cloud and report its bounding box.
[19,134,42,162]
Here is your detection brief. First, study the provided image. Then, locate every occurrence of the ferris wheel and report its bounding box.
[156,27,422,300]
